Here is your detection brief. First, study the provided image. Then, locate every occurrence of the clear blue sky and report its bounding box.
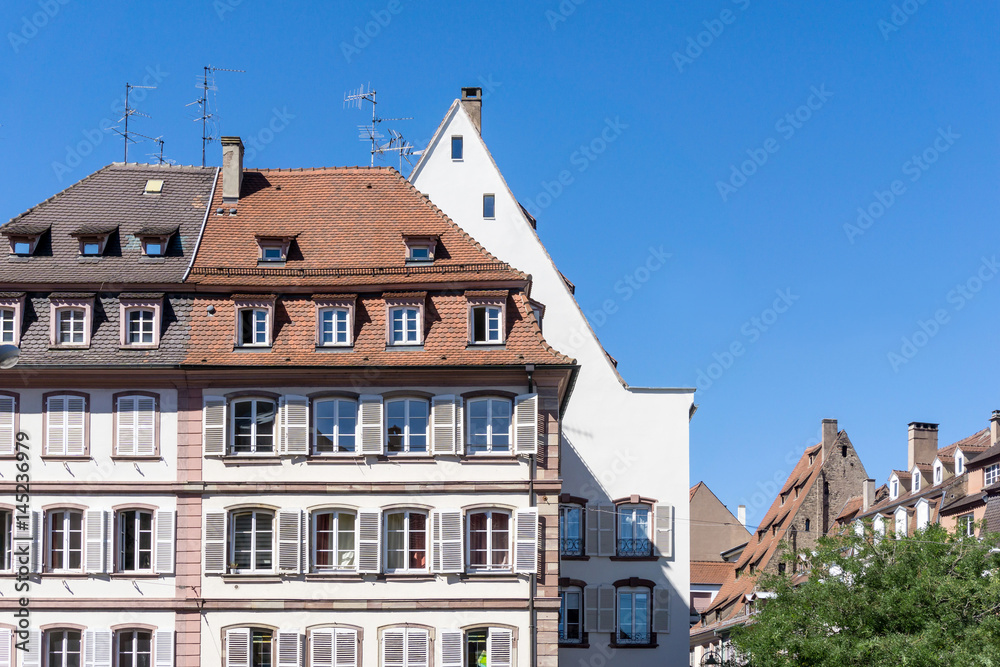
[2,0,997,526]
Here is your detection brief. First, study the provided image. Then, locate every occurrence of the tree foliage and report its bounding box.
[729,523,1000,666]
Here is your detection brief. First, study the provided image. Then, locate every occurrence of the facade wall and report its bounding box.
[689,486,748,562]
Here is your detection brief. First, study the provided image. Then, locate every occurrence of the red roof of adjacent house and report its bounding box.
[691,561,736,586]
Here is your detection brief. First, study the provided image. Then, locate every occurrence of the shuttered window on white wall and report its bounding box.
[382,628,428,667]
[276,631,302,667]
[83,629,112,667]
[279,396,310,455]
[438,631,462,667]
[154,630,174,667]
[46,394,86,456]
[0,394,16,455]
[116,395,157,456]
[430,510,463,573]
[311,629,357,667]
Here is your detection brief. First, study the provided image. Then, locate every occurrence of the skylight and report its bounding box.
[144,179,164,195]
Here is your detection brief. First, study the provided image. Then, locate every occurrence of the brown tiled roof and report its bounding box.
[1,221,50,235]
[691,561,735,585]
[134,223,180,236]
[835,496,863,523]
[939,492,986,516]
[0,163,217,285]
[71,222,119,236]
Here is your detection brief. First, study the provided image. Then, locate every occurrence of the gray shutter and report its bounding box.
[154,631,174,667]
[276,631,302,667]
[585,505,599,556]
[430,395,458,455]
[439,630,463,667]
[654,504,674,559]
[513,393,538,455]
[21,631,41,667]
[277,509,303,573]
[203,396,227,456]
[431,509,463,573]
[84,510,107,574]
[583,585,599,632]
[204,511,227,574]
[652,587,670,634]
[597,504,616,556]
[357,508,381,573]
[154,510,176,574]
[514,508,538,574]
[280,395,310,455]
[359,394,383,455]
[598,584,616,633]
[84,630,112,667]
[0,395,16,455]
[225,629,251,667]
[405,630,429,667]
[486,629,512,667]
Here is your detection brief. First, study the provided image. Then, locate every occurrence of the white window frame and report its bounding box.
[934,463,942,485]
[404,237,437,263]
[384,509,428,573]
[559,505,583,557]
[385,398,429,455]
[0,294,22,346]
[238,308,270,347]
[387,305,422,346]
[311,509,357,572]
[115,393,158,457]
[318,307,352,347]
[469,303,504,344]
[46,629,83,667]
[956,452,965,475]
[466,397,512,454]
[47,509,84,573]
[986,463,1000,487]
[127,308,156,345]
[466,509,511,573]
[44,393,87,456]
[313,398,358,455]
[959,513,975,537]
[117,509,154,573]
[116,629,153,667]
[559,587,584,644]
[56,307,87,346]
[616,586,652,645]
[229,509,274,574]
[912,472,920,492]
[227,628,274,667]
[49,296,94,348]
[616,504,652,557]
[890,477,899,500]
[230,398,277,455]
[0,307,16,344]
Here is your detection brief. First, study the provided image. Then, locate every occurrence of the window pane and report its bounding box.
[619,592,633,637]
[83,242,100,255]
[13,242,30,254]
[255,401,275,452]
[138,512,152,569]
[338,513,356,567]
[338,401,356,452]
[409,513,426,569]
[451,136,463,160]
[314,513,333,568]
[491,400,510,449]
[255,513,273,569]
[0,310,13,343]
[469,512,487,567]
[121,510,137,570]
[483,194,495,218]
[315,400,335,453]
[233,513,253,568]
[240,309,255,345]
[252,630,272,667]
[234,401,253,452]
[254,310,268,344]
[469,400,488,451]
[491,513,509,567]
[473,307,486,342]
[145,242,162,256]
[386,513,405,570]
[409,400,427,452]
[387,400,405,452]
[68,512,82,569]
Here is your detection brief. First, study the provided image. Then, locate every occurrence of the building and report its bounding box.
[688,483,749,626]
[410,88,693,666]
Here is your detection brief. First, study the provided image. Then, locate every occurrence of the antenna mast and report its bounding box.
[344,84,417,168]
[113,83,156,162]
[189,65,245,167]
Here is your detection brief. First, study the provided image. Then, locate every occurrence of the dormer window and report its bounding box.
[314,295,355,347]
[119,295,163,349]
[49,294,95,348]
[403,235,438,264]
[233,296,275,348]
[912,472,920,492]
[0,294,24,346]
[72,224,116,257]
[2,222,49,256]
[956,452,965,475]
[134,225,177,258]
[255,235,294,264]
[890,477,899,500]
[934,463,942,485]
[385,292,426,347]
[467,291,507,345]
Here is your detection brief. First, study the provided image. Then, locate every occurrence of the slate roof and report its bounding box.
[0,163,217,284]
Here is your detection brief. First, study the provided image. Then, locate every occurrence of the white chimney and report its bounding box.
[221,136,244,204]
[738,505,746,527]
[460,87,482,135]
[991,410,1000,445]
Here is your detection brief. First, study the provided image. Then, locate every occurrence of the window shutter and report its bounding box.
[513,393,538,455]
[598,504,615,556]
[455,398,464,455]
[598,584,616,633]
[0,628,11,667]
[47,396,65,454]
[84,510,107,574]
[279,395,309,455]
[652,587,670,634]
[14,510,38,575]
[310,630,334,667]
[21,631,40,667]
[225,629,251,667]
[277,509,303,574]
[203,396,227,456]
[382,629,404,667]
[84,630,112,667]
[204,510,227,574]
[0,394,16,455]
[654,504,674,559]
[276,631,302,667]
[334,630,357,667]
[357,508,381,573]
[154,631,174,667]
[105,511,114,573]
[438,630,463,667]
[430,395,458,455]
[583,585,599,632]
[358,394,384,455]
[136,396,156,456]
[66,396,86,455]
[431,509,463,573]
[155,510,176,574]
[405,630,429,667]
[486,629,512,667]
[117,396,137,455]
[585,506,599,556]
[514,508,538,574]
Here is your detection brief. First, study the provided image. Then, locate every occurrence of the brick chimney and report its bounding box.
[821,418,838,458]
[992,410,1000,445]
[862,479,876,511]
[221,136,244,204]
[908,422,938,470]
[460,87,482,135]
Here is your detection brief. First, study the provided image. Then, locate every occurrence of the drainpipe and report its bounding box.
[526,365,536,667]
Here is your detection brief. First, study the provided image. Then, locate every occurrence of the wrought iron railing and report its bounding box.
[616,538,652,557]
[558,627,583,643]
[560,537,583,556]
[615,631,650,645]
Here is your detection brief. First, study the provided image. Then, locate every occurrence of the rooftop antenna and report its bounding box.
[141,135,169,165]
[188,65,245,167]
[344,84,413,167]
[113,83,156,162]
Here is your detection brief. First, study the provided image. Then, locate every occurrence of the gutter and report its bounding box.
[183,167,220,281]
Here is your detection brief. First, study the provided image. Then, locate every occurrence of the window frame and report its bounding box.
[615,585,652,646]
[451,135,464,160]
[934,463,943,485]
[315,301,354,347]
[383,509,428,574]
[403,236,438,264]
[7,233,42,256]
[956,452,965,475]
[912,471,921,492]
[466,508,512,573]
[42,391,89,457]
[233,297,275,348]
[959,513,975,537]
[890,477,899,500]
[119,296,163,349]
[559,586,584,644]
[225,627,275,667]
[115,628,154,667]
[116,508,154,573]
[113,391,160,458]
[46,628,83,667]
[76,233,111,256]
[385,397,429,455]
[1,508,12,571]
[559,505,584,557]
[46,508,84,573]
[312,397,359,455]
[310,509,357,573]
[385,295,426,346]
[256,236,293,264]
[228,509,275,574]
[986,463,1000,487]
[0,294,24,346]
[467,298,506,345]
[616,504,652,558]
[49,296,94,348]
[483,193,496,219]
[230,397,277,456]
[466,397,512,454]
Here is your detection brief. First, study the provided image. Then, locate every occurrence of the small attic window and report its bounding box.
[403,236,437,264]
[143,179,164,195]
[255,236,293,264]
[452,136,463,160]
[13,241,32,255]
[81,241,102,256]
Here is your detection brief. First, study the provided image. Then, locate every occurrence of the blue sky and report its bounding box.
[2,0,997,526]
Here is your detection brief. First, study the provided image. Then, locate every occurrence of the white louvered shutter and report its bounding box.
[277,509,303,573]
[155,510,176,574]
[276,631,302,667]
[382,629,404,667]
[358,395,383,455]
[654,504,674,559]
[118,396,137,455]
[30,511,41,573]
[598,584,616,633]
[225,629,251,667]
[0,628,11,667]
[204,511,227,574]
[154,631,174,667]
[0,394,15,455]
[47,395,65,454]
[84,510,107,574]
[430,395,458,455]
[135,395,156,455]
[279,395,309,455]
[652,587,671,634]
[65,396,86,455]
[431,509,463,573]
[514,508,538,573]
[310,630,334,667]
[84,630,112,667]
[455,397,464,454]
[598,504,616,557]
[486,629,512,667]
[335,630,358,667]
[583,585,599,632]
[357,508,381,573]
[21,631,41,667]
[513,393,538,455]
[406,630,429,667]
[439,631,463,667]
[105,512,114,573]
[203,396,227,456]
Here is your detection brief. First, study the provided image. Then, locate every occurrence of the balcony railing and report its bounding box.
[615,631,651,646]
[558,627,583,643]
[616,538,652,557]
[560,537,583,556]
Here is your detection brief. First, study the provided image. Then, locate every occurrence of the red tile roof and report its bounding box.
[691,561,735,585]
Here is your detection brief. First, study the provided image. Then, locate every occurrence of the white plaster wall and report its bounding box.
[14,611,176,667]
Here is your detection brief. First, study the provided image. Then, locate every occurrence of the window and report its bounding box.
[125,309,155,345]
[389,306,421,345]
[262,246,283,262]
[891,478,899,500]
[232,399,276,454]
[409,246,430,261]
[256,237,291,263]
[483,194,495,219]
[452,136,463,160]
[115,394,157,456]
[45,394,87,456]
[959,514,975,537]
[468,510,510,571]
[311,628,358,667]
[617,587,651,645]
[560,588,583,643]
[226,629,273,667]
[467,398,511,454]
[403,236,437,264]
[934,464,942,485]
[118,509,153,572]
[82,242,101,256]
[386,398,428,454]
[47,630,82,667]
[560,506,583,556]
[385,510,427,572]
[143,240,163,256]
[617,505,652,557]
[312,510,356,571]
[895,511,907,538]
[956,453,965,475]
[48,509,83,572]
[239,308,270,347]
[382,627,428,667]
[116,630,152,667]
[1,510,11,571]
[230,510,274,573]
[0,309,14,343]
[144,179,164,194]
[804,519,810,532]
[314,398,357,454]
[986,463,1000,487]
[470,305,503,344]
[319,308,350,346]
[58,308,87,345]
[912,472,920,492]
[13,241,31,254]
[462,628,513,667]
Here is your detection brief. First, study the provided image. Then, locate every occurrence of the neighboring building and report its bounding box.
[690,420,869,664]
[688,483,749,625]
[410,88,693,666]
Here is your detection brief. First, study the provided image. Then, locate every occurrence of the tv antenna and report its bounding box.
[188,65,245,167]
[344,84,415,167]
[112,83,156,162]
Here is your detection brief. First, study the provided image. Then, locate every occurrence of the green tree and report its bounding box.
[729,523,1000,666]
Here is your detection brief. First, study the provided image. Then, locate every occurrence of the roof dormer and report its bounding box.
[931,457,951,485]
[955,449,966,475]
[71,223,117,257]
[403,234,439,264]
[255,234,296,265]
[2,221,49,257]
[134,224,178,258]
